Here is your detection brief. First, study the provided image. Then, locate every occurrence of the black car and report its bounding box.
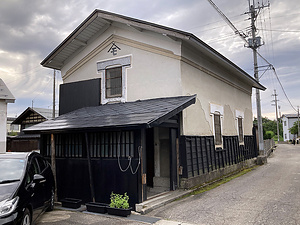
[0,152,55,225]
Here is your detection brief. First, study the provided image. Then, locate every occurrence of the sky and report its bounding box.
[1,0,299,120]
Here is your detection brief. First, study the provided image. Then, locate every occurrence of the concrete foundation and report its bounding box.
[180,158,257,189]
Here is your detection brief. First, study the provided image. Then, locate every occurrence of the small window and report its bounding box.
[105,67,122,98]
[284,121,287,126]
[214,113,222,145]
[238,117,243,142]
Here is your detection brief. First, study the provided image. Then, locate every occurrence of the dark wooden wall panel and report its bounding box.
[180,135,257,179]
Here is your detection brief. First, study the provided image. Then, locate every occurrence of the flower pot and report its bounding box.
[61,198,82,209]
[86,202,108,214]
[106,206,132,217]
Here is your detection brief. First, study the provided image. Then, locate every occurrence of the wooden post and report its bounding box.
[141,129,147,202]
[51,134,57,201]
[176,138,180,188]
[85,133,96,202]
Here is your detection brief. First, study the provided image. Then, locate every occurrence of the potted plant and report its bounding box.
[106,192,132,217]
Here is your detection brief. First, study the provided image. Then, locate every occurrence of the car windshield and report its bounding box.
[0,158,25,183]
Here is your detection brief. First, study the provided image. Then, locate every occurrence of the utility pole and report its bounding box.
[52,69,56,119]
[206,0,269,158]
[298,105,300,137]
[247,1,268,161]
[278,105,281,122]
[272,89,280,142]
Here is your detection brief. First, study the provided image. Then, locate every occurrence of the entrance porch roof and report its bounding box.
[24,95,196,134]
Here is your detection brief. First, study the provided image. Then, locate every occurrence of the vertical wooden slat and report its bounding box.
[85,133,95,202]
[51,134,57,201]
[194,137,200,175]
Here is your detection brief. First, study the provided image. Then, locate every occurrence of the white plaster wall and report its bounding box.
[61,24,183,101]
[0,101,7,153]
[58,22,254,139]
[180,58,253,137]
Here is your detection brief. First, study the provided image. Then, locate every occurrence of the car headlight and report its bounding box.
[0,196,19,218]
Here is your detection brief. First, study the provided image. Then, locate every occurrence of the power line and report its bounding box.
[272,67,298,112]
[205,0,298,116]
[258,28,300,33]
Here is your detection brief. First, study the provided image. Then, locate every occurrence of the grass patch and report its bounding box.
[176,165,260,201]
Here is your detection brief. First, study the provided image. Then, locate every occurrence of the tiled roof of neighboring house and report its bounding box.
[7,117,17,122]
[0,78,15,103]
[282,114,298,118]
[9,133,40,139]
[40,10,265,91]
[24,95,196,133]
[12,107,59,124]
[33,108,59,119]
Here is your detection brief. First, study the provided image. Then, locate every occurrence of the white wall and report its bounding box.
[283,116,298,141]
[180,46,253,140]
[61,23,183,101]
[59,22,254,142]
[0,101,7,153]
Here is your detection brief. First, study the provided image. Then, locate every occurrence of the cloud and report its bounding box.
[0,0,299,119]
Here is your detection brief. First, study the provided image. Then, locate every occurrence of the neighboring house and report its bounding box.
[0,79,15,153]
[282,114,299,141]
[7,107,58,152]
[7,117,20,135]
[25,10,265,207]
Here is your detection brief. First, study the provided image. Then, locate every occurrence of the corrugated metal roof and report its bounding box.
[0,78,15,103]
[24,95,196,133]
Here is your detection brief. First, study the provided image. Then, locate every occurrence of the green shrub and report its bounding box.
[109,192,129,209]
[264,130,274,140]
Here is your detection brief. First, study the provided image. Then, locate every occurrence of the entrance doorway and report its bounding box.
[146,127,172,198]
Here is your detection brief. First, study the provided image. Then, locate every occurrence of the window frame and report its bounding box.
[214,113,222,145]
[210,103,224,146]
[235,110,244,143]
[105,66,122,98]
[97,55,131,104]
[238,117,243,142]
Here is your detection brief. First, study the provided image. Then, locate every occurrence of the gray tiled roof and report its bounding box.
[12,107,59,125]
[24,95,196,133]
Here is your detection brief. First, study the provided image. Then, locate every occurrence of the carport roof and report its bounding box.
[24,95,196,134]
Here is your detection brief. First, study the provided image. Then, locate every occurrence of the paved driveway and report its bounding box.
[37,144,300,225]
[148,144,300,224]
[36,207,192,225]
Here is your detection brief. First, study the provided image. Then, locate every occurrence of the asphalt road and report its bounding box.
[148,143,300,225]
[37,143,300,225]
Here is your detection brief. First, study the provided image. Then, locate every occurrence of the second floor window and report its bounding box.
[238,117,243,142]
[106,67,122,98]
[214,113,222,145]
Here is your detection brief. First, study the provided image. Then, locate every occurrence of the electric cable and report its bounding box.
[272,67,298,112]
